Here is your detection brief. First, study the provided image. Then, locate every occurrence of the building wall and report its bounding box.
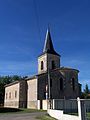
[47,54,60,69]
[38,73,47,100]
[38,54,47,74]
[4,82,20,108]
[62,69,80,99]
[38,69,80,100]
[38,53,60,74]
[19,80,27,108]
[27,78,38,109]
[50,69,80,99]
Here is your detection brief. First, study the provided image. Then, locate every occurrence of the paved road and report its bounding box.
[0,112,46,120]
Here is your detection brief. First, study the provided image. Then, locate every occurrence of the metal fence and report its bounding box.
[52,99,78,115]
[84,100,90,120]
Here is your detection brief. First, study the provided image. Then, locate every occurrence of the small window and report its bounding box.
[15,91,17,98]
[41,61,44,70]
[60,78,63,91]
[52,61,55,69]
[72,78,75,91]
[9,92,11,99]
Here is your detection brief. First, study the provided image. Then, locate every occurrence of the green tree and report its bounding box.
[81,84,90,99]
[84,84,89,94]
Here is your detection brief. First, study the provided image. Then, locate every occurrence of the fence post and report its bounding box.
[37,100,40,110]
[77,97,86,120]
[77,97,82,120]
[53,99,55,109]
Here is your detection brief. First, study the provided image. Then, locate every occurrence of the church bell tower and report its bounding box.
[38,28,60,74]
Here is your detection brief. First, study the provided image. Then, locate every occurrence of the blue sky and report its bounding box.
[0,0,90,90]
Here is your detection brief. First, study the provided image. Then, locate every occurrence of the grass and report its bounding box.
[0,107,46,114]
[86,113,90,120]
[36,114,56,120]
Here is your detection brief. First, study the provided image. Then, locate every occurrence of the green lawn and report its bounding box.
[36,114,56,120]
[0,107,45,114]
[86,113,90,120]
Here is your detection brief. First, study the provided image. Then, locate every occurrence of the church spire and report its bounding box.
[43,28,60,56]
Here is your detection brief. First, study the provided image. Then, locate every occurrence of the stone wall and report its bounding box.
[19,80,27,108]
[38,53,60,74]
[47,54,60,69]
[4,82,20,108]
[38,68,80,100]
[27,78,38,109]
[38,54,47,74]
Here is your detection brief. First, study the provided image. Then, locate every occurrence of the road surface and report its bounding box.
[0,112,46,120]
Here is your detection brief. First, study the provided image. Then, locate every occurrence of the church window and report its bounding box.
[60,78,63,91]
[41,61,44,70]
[15,91,17,98]
[72,78,75,91]
[52,60,55,69]
[9,92,11,99]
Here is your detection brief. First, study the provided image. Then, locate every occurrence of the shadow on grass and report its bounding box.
[0,107,22,113]
[0,107,46,113]
[36,113,56,120]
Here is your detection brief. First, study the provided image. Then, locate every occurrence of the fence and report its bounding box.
[53,99,78,114]
[47,98,90,120]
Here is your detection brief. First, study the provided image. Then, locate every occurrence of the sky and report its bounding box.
[0,0,90,90]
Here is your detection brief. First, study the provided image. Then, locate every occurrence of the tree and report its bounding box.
[81,84,90,99]
[84,84,89,94]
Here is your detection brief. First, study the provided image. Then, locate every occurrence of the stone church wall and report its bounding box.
[27,78,38,109]
[4,82,20,108]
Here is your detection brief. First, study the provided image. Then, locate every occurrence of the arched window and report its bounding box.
[72,78,75,91]
[52,60,55,69]
[41,61,44,70]
[60,78,63,91]
[9,92,11,99]
[15,91,17,98]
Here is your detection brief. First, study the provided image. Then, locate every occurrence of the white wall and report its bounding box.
[4,83,20,108]
[48,109,63,120]
[47,109,79,120]
[27,78,37,109]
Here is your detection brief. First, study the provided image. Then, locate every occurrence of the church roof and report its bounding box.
[41,28,60,56]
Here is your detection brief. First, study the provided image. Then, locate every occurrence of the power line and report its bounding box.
[33,0,42,42]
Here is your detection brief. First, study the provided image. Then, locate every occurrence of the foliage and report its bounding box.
[0,75,25,104]
[81,84,90,99]
[84,84,90,94]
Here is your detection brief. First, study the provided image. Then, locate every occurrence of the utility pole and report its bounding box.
[48,68,51,100]
[46,54,51,109]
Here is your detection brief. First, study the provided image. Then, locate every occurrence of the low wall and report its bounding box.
[47,109,63,120]
[47,109,79,120]
[63,114,79,120]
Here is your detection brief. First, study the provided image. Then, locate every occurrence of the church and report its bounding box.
[4,29,81,109]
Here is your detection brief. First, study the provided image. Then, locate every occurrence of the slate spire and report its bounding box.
[43,28,60,56]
